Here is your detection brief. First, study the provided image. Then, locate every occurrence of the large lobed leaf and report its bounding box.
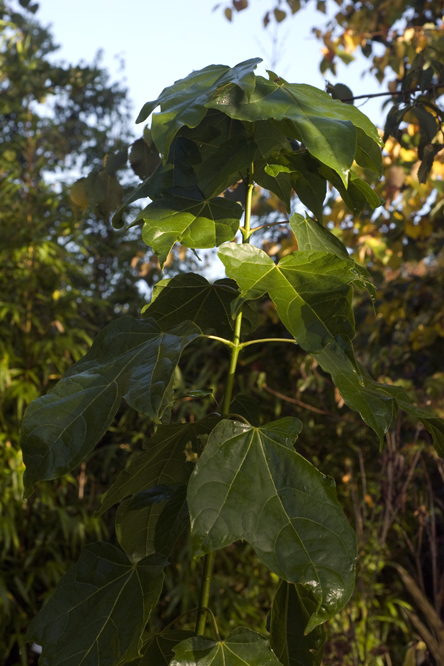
[289,213,375,297]
[136,59,381,188]
[136,59,261,157]
[207,74,382,185]
[142,273,259,338]
[116,484,188,563]
[219,242,358,359]
[27,543,166,666]
[21,316,200,495]
[187,419,357,630]
[139,193,243,266]
[100,416,220,514]
[171,628,283,666]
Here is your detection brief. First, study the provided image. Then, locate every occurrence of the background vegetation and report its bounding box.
[1,0,443,664]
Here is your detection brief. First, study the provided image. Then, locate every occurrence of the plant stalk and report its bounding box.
[195,166,255,636]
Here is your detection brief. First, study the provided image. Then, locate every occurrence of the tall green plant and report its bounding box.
[22,59,444,666]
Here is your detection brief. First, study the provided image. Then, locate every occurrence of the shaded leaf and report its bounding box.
[100,416,220,514]
[269,581,326,666]
[171,627,283,665]
[104,148,128,175]
[188,419,357,629]
[155,484,189,556]
[196,137,257,199]
[137,630,195,666]
[130,137,161,180]
[230,393,261,426]
[256,162,293,211]
[116,484,189,562]
[142,273,259,338]
[26,543,166,666]
[139,194,242,266]
[70,178,88,211]
[21,317,200,494]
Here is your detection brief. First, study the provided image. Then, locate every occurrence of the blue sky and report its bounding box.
[36,0,384,128]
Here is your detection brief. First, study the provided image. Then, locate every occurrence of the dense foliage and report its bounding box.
[0,1,152,662]
[20,55,444,666]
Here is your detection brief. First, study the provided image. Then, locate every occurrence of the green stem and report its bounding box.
[195,551,215,635]
[202,335,297,350]
[194,166,255,636]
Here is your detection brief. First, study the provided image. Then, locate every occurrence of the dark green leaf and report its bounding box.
[143,273,250,338]
[269,581,326,666]
[230,393,261,426]
[171,627,283,665]
[219,243,357,359]
[26,543,166,666]
[130,137,161,180]
[208,77,381,185]
[21,317,200,495]
[139,194,242,266]
[417,143,443,183]
[154,484,189,556]
[104,148,129,175]
[188,419,357,629]
[197,137,257,199]
[412,105,438,143]
[137,59,261,156]
[100,416,220,514]
[255,162,293,211]
[262,151,327,219]
[252,120,292,159]
[137,630,195,666]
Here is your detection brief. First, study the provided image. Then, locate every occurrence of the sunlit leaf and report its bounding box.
[208,76,381,184]
[26,543,166,666]
[188,419,357,629]
[137,59,261,156]
[289,213,375,297]
[139,194,242,266]
[219,243,357,359]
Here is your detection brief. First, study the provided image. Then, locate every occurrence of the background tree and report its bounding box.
[0,1,157,662]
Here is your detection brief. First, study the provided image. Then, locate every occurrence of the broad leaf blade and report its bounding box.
[21,317,200,495]
[289,213,375,297]
[208,77,381,185]
[140,194,242,266]
[100,416,219,514]
[188,419,357,629]
[116,484,189,562]
[269,581,326,666]
[355,126,383,175]
[137,58,261,156]
[171,628,283,665]
[26,543,166,666]
[142,273,257,338]
[137,630,195,666]
[219,243,357,358]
